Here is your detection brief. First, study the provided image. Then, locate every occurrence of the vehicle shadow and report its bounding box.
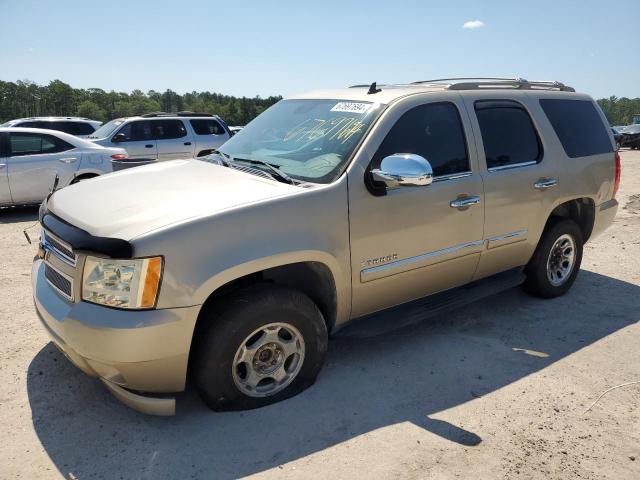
[27,270,639,479]
[0,205,38,224]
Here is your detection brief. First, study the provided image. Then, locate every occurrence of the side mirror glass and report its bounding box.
[370,153,433,189]
[112,133,126,143]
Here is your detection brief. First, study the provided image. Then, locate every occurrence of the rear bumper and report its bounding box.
[32,259,200,414]
[590,198,618,240]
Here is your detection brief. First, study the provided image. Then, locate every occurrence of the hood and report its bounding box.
[47,160,299,240]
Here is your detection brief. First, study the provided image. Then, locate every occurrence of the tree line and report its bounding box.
[0,80,282,126]
[596,97,640,127]
[0,79,638,127]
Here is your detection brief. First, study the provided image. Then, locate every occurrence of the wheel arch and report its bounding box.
[192,252,348,335]
[70,169,102,184]
[546,197,596,242]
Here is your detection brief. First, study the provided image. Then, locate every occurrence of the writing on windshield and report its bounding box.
[283,116,367,145]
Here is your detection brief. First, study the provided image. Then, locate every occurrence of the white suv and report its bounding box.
[0,117,102,138]
[87,112,232,169]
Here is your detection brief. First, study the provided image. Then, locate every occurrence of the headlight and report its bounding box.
[82,256,163,309]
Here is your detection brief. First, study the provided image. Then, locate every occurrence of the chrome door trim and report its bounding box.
[486,229,528,250]
[361,239,484,283]
[433,171,472,182]
[487,160,537,172]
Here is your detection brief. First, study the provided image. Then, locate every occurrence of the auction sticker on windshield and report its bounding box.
[330,102,372,114]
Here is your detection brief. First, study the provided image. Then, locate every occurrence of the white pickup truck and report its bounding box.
[87,112,231,169]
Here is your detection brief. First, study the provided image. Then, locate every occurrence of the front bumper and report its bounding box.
[32,259,200,415]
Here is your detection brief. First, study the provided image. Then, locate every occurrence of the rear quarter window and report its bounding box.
[190,119,226,135]
[539,99,612,158]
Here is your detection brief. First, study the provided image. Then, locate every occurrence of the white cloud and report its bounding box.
[463,20,485,29]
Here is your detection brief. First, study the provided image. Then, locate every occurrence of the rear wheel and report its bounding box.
[522,218,583,298]
[192,285,328,411]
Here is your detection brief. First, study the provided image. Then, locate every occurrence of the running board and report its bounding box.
[336,268,526,338]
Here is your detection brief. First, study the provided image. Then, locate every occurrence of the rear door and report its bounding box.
[0,133,11,204]
[189,118,230,155]
[153,119,194,160]
[462,94,561,280]
[7,131,79,203]
[112,120,157,160]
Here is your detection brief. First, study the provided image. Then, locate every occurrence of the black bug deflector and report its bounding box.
[41,212,133,258]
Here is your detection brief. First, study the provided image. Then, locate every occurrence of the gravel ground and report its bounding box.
[1,151,639,480]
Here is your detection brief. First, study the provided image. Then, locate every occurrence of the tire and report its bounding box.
[192,285,328,411]
[522,218,583,298]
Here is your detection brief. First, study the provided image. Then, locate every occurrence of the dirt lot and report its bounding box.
[1,151,639,480]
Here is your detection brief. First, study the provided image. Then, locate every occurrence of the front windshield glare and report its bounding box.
[89,119,124,139]
[217,99,382,183]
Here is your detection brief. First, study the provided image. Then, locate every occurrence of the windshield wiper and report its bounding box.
[214,151,296,185]
[232,158,297,185]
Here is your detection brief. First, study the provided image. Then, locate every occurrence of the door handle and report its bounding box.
[0,163,6,169]
[58,157,77,163]
[450,195,481,209]
[184,142,192,146]
[145,144,154,148]
[534,178,558,190]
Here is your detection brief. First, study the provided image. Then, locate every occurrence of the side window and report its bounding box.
[74,122,96,135]
[539,99,612,158]
[372,102,469,177]
[52,121,95,136]
[16,121,41,128]
[9,133,73,156]
[154,120,187,140]
[115,121,153,142]
[475,100,541,169]
[51,121,75,134]
[190,119,225,135]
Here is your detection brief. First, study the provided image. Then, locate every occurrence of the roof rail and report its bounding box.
[411,77,575,92]
[140,111,215,118]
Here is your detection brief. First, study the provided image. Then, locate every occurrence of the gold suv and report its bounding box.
[32,78,620,415]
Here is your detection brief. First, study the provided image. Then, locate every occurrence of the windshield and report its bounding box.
[88,118,125,139]
[217,99,382,183]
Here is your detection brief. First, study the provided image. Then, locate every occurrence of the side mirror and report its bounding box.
[370,154,433,189]
[112,133,126,143]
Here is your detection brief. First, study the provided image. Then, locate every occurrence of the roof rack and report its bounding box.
[411,77,575,92]
[141,111,215,118]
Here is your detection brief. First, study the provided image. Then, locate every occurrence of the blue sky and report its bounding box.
[0,0,637,99]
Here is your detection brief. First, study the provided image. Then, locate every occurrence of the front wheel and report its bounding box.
[192,285,328,411]
[522,218,583,298]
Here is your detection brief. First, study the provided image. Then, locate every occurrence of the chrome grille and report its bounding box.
[44,263,73,301]
[42,230,76,266]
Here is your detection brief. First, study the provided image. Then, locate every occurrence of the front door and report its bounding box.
[0,134,10,204]
[112,120,157,161]
[7,131,79,203]
[462,95,561,280]
[348,96,485,318]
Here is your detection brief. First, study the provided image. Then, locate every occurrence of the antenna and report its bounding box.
[367,82,382,95]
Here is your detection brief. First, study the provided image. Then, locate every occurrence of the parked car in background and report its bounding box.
[32,78,619,415]
[612,128,622,149]
[619,124,640,149]
[229,126,244,136]
[87,112,231,170]
[0,127,125,206]
[0,117,102,138]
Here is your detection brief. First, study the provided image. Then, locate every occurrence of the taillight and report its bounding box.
[111,153,128,160]
[613,150,621,198]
